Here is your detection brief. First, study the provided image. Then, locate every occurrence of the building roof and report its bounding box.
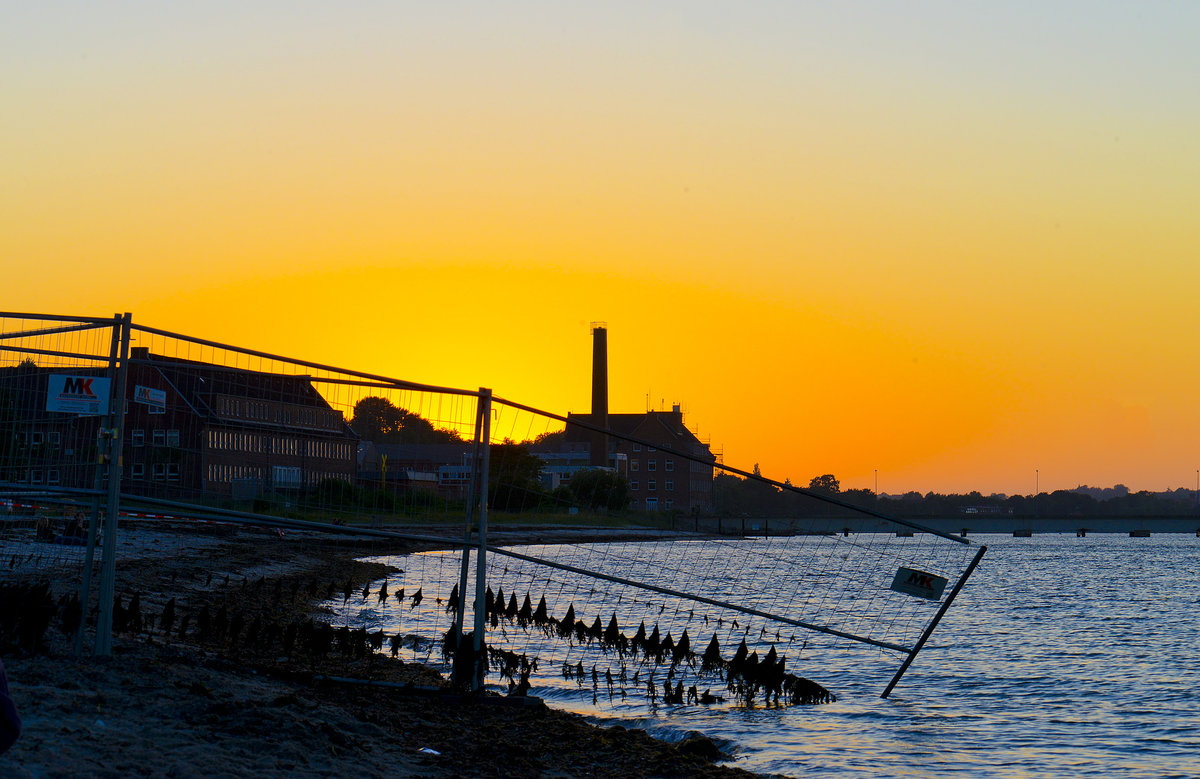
[120,349,356,439]
[130,348,335,415]
[564,409,713,459]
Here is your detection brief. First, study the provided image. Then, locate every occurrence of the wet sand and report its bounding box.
[0,523,754,778]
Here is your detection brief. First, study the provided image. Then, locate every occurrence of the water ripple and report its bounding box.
[344,533,1200,778]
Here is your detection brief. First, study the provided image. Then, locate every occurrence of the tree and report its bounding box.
[350,397,399,441]
[349,396,463,444]
[533,429,566,446]
[488,440,547,511]
[565,468,629,512]
[808,474,840,494]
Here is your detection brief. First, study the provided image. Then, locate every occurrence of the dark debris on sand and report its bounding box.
[0,528,758,778]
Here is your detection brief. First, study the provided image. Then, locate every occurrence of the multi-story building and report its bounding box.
[0,349,357,501]
[563,406,715,512]
[357,442,471,498]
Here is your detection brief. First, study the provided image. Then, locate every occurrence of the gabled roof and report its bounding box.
[564,410,713,458]
[130,350,333,415]
[126,350,356,437]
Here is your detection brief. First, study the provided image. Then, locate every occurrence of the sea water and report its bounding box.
[336,534,1199,778]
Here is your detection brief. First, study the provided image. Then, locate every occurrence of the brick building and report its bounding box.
[564,406,715,512]
[0,350,357,501]
[545,326,716,513]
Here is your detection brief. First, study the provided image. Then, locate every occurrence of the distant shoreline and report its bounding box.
[709,515,1200,537]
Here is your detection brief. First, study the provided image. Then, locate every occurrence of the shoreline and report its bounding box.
[0,524,757,778]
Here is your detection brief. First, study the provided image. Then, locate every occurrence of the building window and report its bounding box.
[631,460,639,472]
[664,499,674,510]
[273,466,302,488]
[31,432,43,446]
[166,429,180,447]
[630,481,640,491]
[47,470,60,485]
[647,460,656,472]
[645,497,658,510]
[664,459,674,472]
[648,480,656,491]
[30,470,42,484]
[665,480,674,491]
[149,404,165,414]
[153,464,166,480]
[132,430,145,447]
[49,431,61,448]
[152,429,165,446]
[633,444,641,451]
[647,446,656,452]
[132,463,145,479]
[167,463,179,482]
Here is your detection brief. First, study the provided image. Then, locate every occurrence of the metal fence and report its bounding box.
[1,311,985,700]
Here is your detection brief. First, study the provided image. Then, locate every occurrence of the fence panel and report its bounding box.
[0,312,125,654]
[2,312,986,708]
[451,396,983,701]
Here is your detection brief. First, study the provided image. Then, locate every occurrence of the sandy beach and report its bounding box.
[0,522,755,778]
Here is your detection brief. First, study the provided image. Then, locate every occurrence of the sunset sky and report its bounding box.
[4,2,1199,496]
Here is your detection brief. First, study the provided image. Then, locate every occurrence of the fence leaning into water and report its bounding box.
[0,311,985,699]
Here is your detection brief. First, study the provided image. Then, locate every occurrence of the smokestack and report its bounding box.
[591,325,608,419]
[590,324,608,467]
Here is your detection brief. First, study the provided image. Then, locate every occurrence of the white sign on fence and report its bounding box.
[890,567,949,601]
[133,385,167,407]
[46,374,111,415]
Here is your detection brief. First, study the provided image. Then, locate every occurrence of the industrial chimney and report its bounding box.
[590,323,609,467]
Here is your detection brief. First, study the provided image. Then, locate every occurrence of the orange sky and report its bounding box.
[3,3,1199,495]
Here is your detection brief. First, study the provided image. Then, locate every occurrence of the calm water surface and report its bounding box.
[338,534,1198,777]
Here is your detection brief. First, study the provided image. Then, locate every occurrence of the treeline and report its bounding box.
[488,442,630,513]
[350,399,628,514]
[715,470,1200,518]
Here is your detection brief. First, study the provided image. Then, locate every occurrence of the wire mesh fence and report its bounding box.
[445,395,983,704]
[120,323,482,526]
[1,311,985,705]
[0,313,126,654]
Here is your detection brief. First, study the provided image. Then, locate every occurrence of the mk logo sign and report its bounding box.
[61,377,96,397]
[890,567,949,601]
[46,374,111,415]
[906,572,937,588]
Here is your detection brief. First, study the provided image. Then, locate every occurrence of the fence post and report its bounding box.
[881,544,988,698]
[451,391,486,688]
[94,312,131,657]
[470,388,492,690]
[75,314,122,656]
